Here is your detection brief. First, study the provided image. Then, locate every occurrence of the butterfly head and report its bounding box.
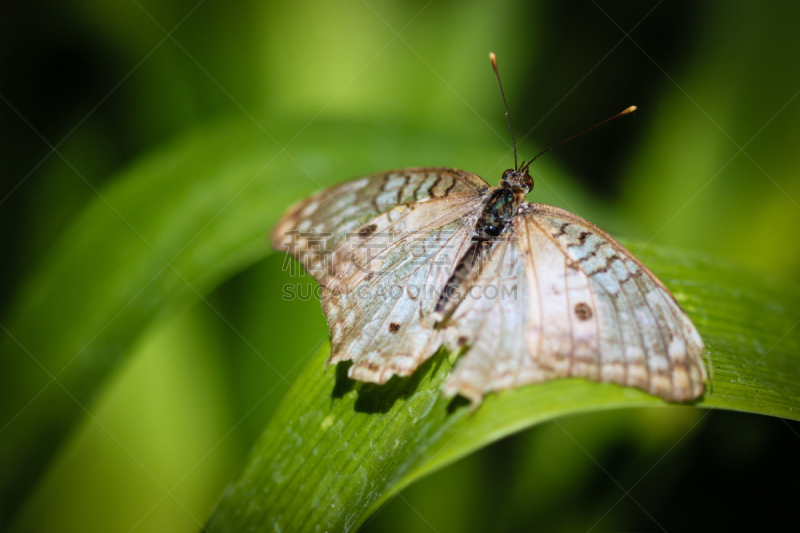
[500,167,533,195]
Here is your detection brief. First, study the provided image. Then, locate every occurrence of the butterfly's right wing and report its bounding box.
[441,203,706,404]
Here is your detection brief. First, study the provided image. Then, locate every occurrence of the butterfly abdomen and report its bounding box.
[434,187,522,325]
[433,241,490,324]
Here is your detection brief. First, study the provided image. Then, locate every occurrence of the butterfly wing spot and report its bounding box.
[457,336,470,347]
[357,224,378,237]
[574,302,593,321]
[389,323,400,334]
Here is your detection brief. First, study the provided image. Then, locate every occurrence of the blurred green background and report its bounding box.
[1,0,799,531]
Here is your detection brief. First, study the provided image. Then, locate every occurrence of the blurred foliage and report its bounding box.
[1,0,799,532]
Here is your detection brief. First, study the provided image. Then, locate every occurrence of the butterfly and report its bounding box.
[271,54,706,405]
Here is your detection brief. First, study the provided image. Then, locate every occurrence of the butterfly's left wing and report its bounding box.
[322,195,481,382]
[270,167,489,259]
[442,203,706,404]
[272,168,491,383]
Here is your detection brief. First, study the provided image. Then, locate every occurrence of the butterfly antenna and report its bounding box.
[526,105,638,171]
[490,52,518,170]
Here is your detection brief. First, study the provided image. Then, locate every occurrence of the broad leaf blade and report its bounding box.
[206,246,800,532]
[0,116,536,526]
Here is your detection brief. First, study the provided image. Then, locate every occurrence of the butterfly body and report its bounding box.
[476,187,523,239]
[272,167,706,404]
[434,169,529,326]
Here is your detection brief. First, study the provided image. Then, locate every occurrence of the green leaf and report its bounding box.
[205,245,800,532]
[0,114,557,526]
[3,111,798,532]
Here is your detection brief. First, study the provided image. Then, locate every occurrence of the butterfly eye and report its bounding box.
[501,169,515,181]
[523,172,534,191]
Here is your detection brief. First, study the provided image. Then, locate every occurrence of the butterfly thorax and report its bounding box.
[474,188,519,240]
[433,168,532,325]
[476,166,532,239]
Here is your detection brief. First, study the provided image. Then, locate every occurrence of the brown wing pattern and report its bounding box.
[270,168,489,269]
[442,203,706,403]
[323,197,481,382]
[271,168,490,383]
